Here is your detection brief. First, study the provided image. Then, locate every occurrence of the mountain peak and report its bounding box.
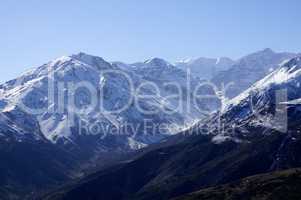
[71,52,106,64]
[71,52,97,59]
[46,53,112,73]
[144,57,172,67]
[68,52,114,71]
[49,55,72,66]
[262,48,274,53]
[242,48,275,60]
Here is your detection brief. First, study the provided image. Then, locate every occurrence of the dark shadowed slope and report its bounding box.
[175,168,301,200]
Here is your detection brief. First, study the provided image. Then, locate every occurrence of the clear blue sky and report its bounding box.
[1,0,300,83]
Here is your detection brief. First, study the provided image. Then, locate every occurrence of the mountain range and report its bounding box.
[40,55,301,200]
[0,49,301,199]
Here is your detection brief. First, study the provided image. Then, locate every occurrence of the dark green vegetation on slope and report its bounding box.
[175,168,301,200]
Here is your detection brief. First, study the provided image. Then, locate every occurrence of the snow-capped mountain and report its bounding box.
[116,57,192,86]
[212,48,298,99]
[3,51,301,200]
[175,57,235,80]
[114,49,297,119]
[48,56,301,200]
[197,56,301,144]
[0,49,297,154]
[0,53,189,153]
[114,58,222,119]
